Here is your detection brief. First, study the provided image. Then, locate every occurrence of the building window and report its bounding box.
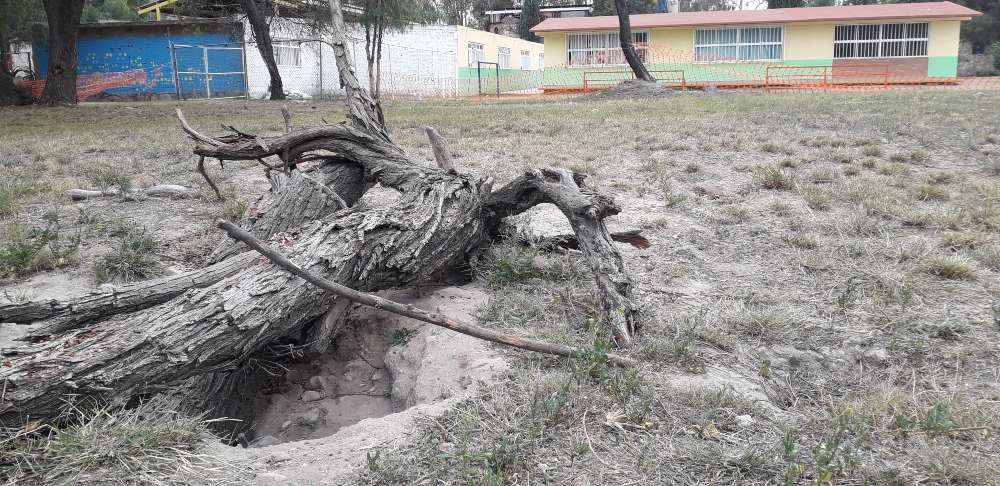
[539,53,544,69]
[521,50,531,70]
[834,23,928,59]
[468,42,485,67]
[498,47,511,69]
[694,26,782,62]
[274,40,302,67]
[566,31,648,66]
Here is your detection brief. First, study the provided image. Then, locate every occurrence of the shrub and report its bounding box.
[993,42,1000,72]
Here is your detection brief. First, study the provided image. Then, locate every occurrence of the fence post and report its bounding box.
[169,42,181,100]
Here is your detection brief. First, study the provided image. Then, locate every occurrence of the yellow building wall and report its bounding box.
[539,32,566,66]
[784,23,834,64]
[535,16,968,79]
[457,27,544,71]
[928,19,961,57]
[649,28,693,52]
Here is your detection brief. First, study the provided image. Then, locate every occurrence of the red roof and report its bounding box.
[530,1,981,33]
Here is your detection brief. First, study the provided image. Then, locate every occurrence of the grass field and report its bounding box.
[2,90,1000,485]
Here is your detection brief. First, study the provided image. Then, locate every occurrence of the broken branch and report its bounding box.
[217,220,637,368]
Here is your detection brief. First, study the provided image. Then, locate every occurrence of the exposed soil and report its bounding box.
[212,284,510,484]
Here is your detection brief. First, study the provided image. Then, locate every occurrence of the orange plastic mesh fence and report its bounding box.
[15,68,154,101]
[449,43,1000,100]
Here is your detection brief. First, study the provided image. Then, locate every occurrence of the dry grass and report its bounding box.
[3,90,1000,485]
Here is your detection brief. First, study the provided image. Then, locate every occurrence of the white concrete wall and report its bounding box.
[243,20,460,99]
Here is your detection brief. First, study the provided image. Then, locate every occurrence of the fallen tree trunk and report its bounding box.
[0,116,641,426]
[0,7,643,424]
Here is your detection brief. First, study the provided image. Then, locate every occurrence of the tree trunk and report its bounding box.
[614,0,654,83]
[374,24,384,100]
[0,29,33,106]
[38,0,86,106]
[328,0,391,143]
[239,0,285,100]
[0,128,487,425]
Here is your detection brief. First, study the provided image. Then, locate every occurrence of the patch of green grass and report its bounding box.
[93,228,159,283]
[754,165,794,190]
[798,184,832,210]
[0,213,80,278]
[926,170,955,184]
[0,400,232,484]
[720,302,796,342]
[909,183,949,201]
[718,205,751,224]
[939,231,986,251]
[862,145,883,157]
[889,149,930,164]
[782,232,818,249]
[921,254,977,280]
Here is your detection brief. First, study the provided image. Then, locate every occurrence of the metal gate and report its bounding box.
[169,42,247,99]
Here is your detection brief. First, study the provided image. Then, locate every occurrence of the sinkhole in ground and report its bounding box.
[242,284,509,447]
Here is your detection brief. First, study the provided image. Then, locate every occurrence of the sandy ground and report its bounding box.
[200,283,509,485]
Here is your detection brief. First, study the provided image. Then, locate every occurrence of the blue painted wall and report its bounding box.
[35,32,244,95]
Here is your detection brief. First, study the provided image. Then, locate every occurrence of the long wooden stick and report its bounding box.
[217,220,637,368]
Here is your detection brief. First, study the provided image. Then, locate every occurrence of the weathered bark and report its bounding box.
[614,0,654,83]
[0,253,254,341]
[239,0,285,101]
[426,126,455,170]
[38,0,86,106]
[219,219,636,368]
[483,168,640,345]
[327,0,391,144]
[0,124,486,426]
[205,159,367,265]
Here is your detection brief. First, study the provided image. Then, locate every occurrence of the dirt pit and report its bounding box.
[578,79,681,101]
[243,284,510,449]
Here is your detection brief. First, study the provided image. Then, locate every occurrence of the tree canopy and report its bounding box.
[516,0,541,42]
[593,0,653,17]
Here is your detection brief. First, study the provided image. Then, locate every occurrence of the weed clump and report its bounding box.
[93,228,159,283]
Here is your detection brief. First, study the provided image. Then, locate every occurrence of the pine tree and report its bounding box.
[517,0,541,42]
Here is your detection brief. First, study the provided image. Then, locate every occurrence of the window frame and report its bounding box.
[565,31,649,67]
[498,46,511,70]
[521,49,531,70]
[833,22,929,59]
[693,26,784,63]
[273,40,302,67]
[468,42,485,68]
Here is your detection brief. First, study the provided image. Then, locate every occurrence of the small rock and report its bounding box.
[256,472,289,481]
[280,421,292,431]
[735,415,755,428]
[99,283,116,295]
[693,185,726,200]
[296,407,324,426]
[305,376,329,392]
[301,391,322,402]
[285,384,303,400]
[250,435,282,448]
[371,372,383,381]
[267,451,291,463]
[572,475,591,486]
[865,347,889,364]
[439,442,455,454]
